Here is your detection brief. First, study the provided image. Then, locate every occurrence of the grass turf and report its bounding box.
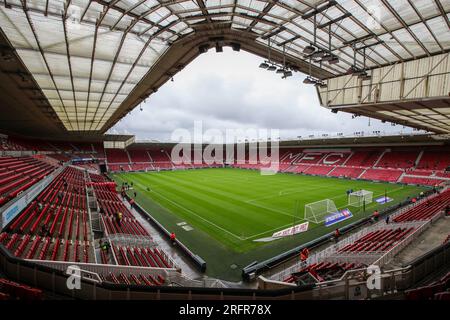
[111,168,427,281]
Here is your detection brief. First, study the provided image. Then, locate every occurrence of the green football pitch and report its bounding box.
[111,168,427,281]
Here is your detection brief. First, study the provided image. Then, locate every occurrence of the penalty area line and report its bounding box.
[149,189,246,241]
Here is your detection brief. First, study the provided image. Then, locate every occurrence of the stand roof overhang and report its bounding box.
[0,0,449,134]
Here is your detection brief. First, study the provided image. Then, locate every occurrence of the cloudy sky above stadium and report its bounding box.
[110,48,421,142]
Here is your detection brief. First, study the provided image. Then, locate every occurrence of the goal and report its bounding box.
[348,190,373,207]
[304,199,338,224]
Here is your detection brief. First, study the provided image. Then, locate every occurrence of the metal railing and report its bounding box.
[29,259,173,280]
[108,234,157,248]
[269,219,429,282]
[1,240,449,299]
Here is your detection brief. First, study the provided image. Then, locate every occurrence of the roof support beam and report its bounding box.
[91,0,177,36]
[302,1,337,19]
[95,20,180,131]
[407,0,444,53]
[19,0,73,130]
[434,0,450,30]
[317,13,352,29]
[89,28,130,131]
[62,0,80,130]
[379,0,430,57]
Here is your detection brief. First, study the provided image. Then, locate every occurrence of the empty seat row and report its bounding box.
[111,243,173,269]
[2,166,93,263]
[328,166,364,178]
[0,156,56,206]
[0,232,92,263]
[400,176,445,186]
[393,189,450,222]
[360,168,403,182]
[0,278,43,300]
[100,272,165,286]
[283,262,366,284]
[338,227,415,253]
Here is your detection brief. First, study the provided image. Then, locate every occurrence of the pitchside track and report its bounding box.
[111,168,426,281]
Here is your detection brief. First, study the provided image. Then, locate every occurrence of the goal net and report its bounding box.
[348,190,373,207]
[304,199,338,224]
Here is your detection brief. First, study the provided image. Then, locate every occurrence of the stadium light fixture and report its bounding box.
[215,42,223,52]
[283,70,293,78]
[311,50,326,59]
[267,65,277,71]
[357,71,367,78]
[303,76,316,84]
[321,54,333,62]
[198,44,209,54]
[276,68,284,74]
[359,74,372,81]
[347,66,357,75]
[303,45,316,54]
[231,42,241,52]
[259,62,269,69]
[328,56,340,64]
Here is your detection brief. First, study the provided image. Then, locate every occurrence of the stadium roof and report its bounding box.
[0,0,449,135]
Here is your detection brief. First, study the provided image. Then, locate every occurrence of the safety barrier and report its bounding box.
[1,240,449,299]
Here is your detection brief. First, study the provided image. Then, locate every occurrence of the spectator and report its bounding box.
[37,202,43,212]
[134,191,137,198]
[373,210,380,222]
[385,215,390,224]
[300,247,309,267]
[116,211,123,226]
[334,228,341,242]
[100,240,110,255]
[40,224,49,237]
[170,232,176,244]
[411,197,417,204]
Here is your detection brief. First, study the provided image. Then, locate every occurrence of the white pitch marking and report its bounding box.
[149,188,246,241]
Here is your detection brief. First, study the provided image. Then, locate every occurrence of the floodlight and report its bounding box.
[321,54,333,62]
[303,45,316,54]
[231,42,241,51]
[359,74,372,81]
[198,44,209,53]
[311,50,326,59]
[303,77,316,84]
[328,56,340,64]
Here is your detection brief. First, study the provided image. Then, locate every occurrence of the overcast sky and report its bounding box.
[109,47,421,143]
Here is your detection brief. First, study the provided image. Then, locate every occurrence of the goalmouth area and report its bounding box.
[111,168,427,281]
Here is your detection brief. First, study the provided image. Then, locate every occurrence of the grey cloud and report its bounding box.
[111,48,420,141]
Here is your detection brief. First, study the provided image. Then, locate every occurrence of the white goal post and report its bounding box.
[348,190,373,207]
[304,199,338,224]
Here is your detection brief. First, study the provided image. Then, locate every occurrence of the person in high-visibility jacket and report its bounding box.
[117,211,123,226]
